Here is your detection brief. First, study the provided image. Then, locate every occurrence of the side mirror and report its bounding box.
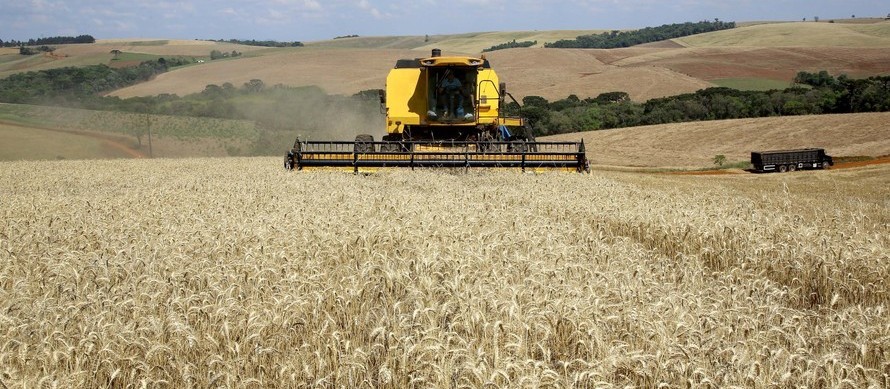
[378,89,386,104]
[499,82,506,103]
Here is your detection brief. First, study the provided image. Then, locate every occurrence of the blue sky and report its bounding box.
[3,0,888,42]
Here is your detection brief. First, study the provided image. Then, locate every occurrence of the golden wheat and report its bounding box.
[0,158,887,387]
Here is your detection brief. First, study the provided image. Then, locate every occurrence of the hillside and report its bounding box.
[106,21,890,101]
[675,20,890,47]
[543,112,890,169]
[0,39,267,79]
[3,21,888,102]
[305,30,605,53]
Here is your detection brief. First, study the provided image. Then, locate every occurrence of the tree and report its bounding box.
[244,79,265,93]
[110,49,121,59]
[522,95,549,107]
[210,50,224,60]
[713,155,726,167]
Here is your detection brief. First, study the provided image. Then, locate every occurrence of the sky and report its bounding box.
[2,0,888,42]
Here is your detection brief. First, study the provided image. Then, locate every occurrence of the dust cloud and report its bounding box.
[230,86,386,154]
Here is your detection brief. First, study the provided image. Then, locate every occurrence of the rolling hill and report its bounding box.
[103,20,890,101]
[2,20,889,166]
[543,112,890,169]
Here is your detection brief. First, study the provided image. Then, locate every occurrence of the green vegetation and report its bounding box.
[545,20,735,48]
[0,58,197,105]
[210,50,242,60]
[0,35,95,47]
[506,71,890,136]
[482,39,537,52]
[18,46,55,55]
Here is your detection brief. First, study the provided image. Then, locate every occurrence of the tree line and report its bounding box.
[545,20,735,49]
[207,39,303,47]
[483,40,537,52]
[2,62,887,139]
[1,35,95,47]
[506,71,890,136]
[0,60,173,104]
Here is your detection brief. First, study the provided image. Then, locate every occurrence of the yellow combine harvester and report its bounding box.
[284,49,589,173]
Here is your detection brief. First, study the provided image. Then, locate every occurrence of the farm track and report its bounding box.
[666,155,890,175]
[0,120,145,158]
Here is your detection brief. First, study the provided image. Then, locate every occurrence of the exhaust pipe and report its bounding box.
[431,48,441,57]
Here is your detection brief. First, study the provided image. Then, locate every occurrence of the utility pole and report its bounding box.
[145,114,153,158]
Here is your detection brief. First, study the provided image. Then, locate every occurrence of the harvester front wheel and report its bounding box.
[354,134,375,153]
[380,134,402,152]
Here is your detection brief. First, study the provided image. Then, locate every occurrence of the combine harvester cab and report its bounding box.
[284,49,589,173]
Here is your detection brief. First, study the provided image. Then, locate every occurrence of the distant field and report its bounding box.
[305,30,606,54]
[5,22,890,102]
[107,22,890,102]
[0,122,133,160]
[543,112,890,169]
[676,21,890,47]
[0,39,267,78]
[0,103,267,160]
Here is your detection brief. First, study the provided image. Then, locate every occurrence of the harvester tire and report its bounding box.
[354,134,375,153]
[380,143,401,153]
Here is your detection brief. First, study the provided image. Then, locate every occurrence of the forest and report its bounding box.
[545,21,735,48]
[1,61,887,137]
[0,35,95,47]
[507,71,890,135]
[483,40,538,52]
[207,39,303,47]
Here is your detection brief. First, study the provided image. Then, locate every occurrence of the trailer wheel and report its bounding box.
[823,161,831,169]
[788,164,797,172]
[354,134,375,153]
[778,164,788,173]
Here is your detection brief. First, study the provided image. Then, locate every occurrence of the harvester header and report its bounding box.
[284,49,589,173]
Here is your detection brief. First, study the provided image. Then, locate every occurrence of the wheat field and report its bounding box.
[1,158,888,388]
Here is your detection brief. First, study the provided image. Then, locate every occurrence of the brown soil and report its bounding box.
[667,169,743,175]
[832,155,890,169]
